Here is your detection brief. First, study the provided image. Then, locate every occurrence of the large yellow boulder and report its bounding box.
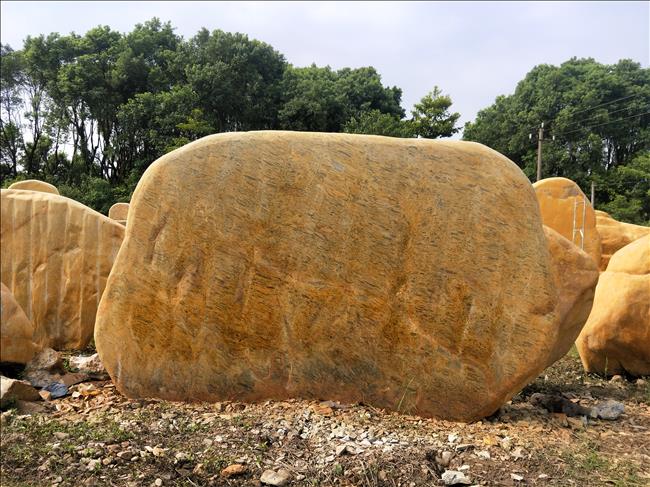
[96,131,582,422]
[576,235,650,376]
[533,177,601,265]
[543,227,599,366]
[594,210,649,271]
[8,179,59,195]
[1,190,125,350]
[1,283,40,364]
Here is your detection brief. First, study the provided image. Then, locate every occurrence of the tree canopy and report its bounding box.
[2,23,646,224]
[463,58,650,224]
[1,19,463,213]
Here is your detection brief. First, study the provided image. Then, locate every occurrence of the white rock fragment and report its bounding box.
[441,470,471,485]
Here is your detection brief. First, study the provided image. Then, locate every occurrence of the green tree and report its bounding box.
[410,86,461,139]
[0,45,25,179]
[463,58,649,223]
[183,28,287,132]
[343,109,412,138]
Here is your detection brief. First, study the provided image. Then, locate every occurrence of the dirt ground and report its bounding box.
[1,348,649,487]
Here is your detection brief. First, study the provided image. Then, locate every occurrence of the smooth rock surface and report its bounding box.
[1,189,125,350]
[533,177,601,265]
[542,227,599,366]
[108,202,129,221]
[1,282,40,364]
[576,235,650,376]
[594,210,649,271]
[96,131,581,422]
[8,179,59,195]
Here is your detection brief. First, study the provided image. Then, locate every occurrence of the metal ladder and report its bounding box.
[572,196,587,250]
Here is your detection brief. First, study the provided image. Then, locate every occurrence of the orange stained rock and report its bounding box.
[542,226,599,367]
[594,210,649,271]
[1,282,40,364]
[1,190,125,350]
[96,131,584,422]
[8,180,59,195]
[576,235,650,376]
[533,177,601,265]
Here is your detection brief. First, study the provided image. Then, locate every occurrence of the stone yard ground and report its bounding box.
[1,349,648,487]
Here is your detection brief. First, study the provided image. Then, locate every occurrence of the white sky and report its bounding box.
[1,1,649,134]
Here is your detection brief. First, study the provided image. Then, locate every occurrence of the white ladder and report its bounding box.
[572,196,587,250]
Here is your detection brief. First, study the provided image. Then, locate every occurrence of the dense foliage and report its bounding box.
[463,58,650,224]
[0,19,460,213]
[1,21,647,224]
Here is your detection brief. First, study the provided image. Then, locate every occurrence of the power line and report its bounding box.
[560,103,650,129]
[552,110,649,138]
[564,93,645,118]
[527,93,647,133]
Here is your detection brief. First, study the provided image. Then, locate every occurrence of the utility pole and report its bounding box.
[536,122,544,182]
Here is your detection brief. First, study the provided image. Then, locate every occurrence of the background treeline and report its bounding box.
[1,19,648,223]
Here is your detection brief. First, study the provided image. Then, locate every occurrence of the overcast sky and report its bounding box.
[1,1,648,133]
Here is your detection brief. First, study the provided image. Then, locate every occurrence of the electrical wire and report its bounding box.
[562,93,644,117]
[552,110,649,138]
[527,92,647,134]
[559,103,650,128]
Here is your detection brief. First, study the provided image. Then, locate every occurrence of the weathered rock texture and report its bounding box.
[576,235,650,376]
[543,227,599,366]
[1,376,41,407]
[108,202,129,222]
[1,190,125,350]
[96,131,582,422]
[1,282,40,364]
[8,179,59,195]
[594,210,649,271]
[533,177,601,265]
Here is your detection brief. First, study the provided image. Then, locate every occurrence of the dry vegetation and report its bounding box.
[1,349,649,487]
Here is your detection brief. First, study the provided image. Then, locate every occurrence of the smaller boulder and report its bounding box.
[68,353,107,376]
[1,376,41,408]
[7,179,59,195]
[25,348,64,373]
[595,210,649,271]
[108,202,129,221]
[576,235,650,376]
[543,227,599,366]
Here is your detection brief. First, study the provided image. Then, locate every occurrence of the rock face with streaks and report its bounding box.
[8,179,59,195]
[108,202,129,222]
[1,190,125,350]
[576,235,650,376]
[594,210,649,271]
[533,177,601,265]
[96,131,583,421]
[542,227,599,366]
[1,282,40,364]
